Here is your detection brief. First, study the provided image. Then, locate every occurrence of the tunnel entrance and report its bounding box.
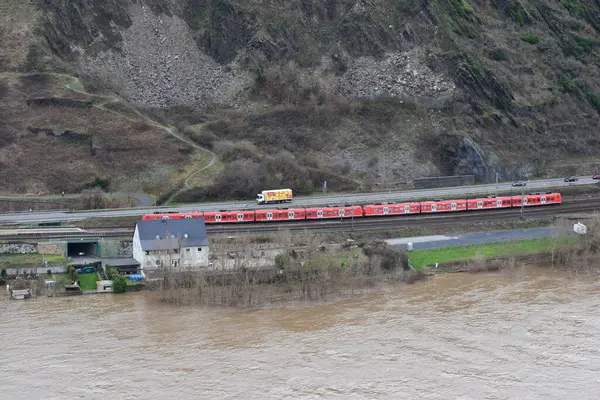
[67,241,98,257]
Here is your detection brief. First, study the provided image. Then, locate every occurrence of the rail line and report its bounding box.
[0,198,598,240]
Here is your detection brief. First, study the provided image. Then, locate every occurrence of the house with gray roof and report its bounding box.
[132,218,209,269]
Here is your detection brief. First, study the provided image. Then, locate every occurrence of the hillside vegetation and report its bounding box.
[1,0,599,199]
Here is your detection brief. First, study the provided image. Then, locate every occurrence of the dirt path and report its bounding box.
[1,72,217,206]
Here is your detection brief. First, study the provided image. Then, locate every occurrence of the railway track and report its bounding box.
[0,198,598,240]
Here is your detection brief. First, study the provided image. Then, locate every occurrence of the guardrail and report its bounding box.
[0,208,71,215]
[0,176,593,216]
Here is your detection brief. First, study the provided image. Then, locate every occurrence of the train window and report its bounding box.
[340,209,345,217]
[237,213,243,221]
[317,210,323,218]
[431,204,437,212]
[289,212,294,219]
[451,203,457,210]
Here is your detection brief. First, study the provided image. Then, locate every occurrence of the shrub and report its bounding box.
[106,267,127,293]
[487,48,508,61]
[563,0,585,18]
[111,274,127,293]
[587,92,600,113]
[80,188,108,210]
[191,130,219,149]
[362,241,408,271]
[452,0,474,15]
[0,269,6,279]
[520,34,540,44]
[274,253,287,270]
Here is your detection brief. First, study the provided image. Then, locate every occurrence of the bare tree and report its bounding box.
[80,188,107,209]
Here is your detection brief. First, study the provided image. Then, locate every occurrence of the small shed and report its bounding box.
[103,258,140,275]
[96,280,113,293]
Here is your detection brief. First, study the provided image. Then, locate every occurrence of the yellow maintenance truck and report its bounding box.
[256,189,293,205]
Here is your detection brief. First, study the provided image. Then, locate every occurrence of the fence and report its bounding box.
[413,175,475,189]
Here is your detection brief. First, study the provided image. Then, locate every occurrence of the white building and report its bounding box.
[132,218,209,269]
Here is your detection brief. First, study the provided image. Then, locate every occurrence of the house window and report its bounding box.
[174,249,178,253]
[172,260,178,267]
[197,247,202,251]
[186,248,190,252]
[145,251,149,255]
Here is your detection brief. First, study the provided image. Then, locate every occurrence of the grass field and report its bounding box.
[77,272,100,290]
[408,237,577,269]
[0,254,66,268]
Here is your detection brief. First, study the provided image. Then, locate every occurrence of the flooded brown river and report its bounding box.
[2,266,600,399]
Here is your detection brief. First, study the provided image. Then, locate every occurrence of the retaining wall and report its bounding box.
[413,175,475,189]
[0,244,37,254]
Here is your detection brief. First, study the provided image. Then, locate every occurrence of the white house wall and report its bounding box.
[138,247,209,269]
[180,246,209,268]
[132,223,210,269]
[132,227,145,267]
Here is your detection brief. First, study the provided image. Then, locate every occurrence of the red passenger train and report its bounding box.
[141,192,562,225]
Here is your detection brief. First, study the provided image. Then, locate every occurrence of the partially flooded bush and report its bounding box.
[154,235,426,307]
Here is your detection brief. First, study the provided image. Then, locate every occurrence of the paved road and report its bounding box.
[0,192,154,207]
[0,175,595,224]
[385,227,565,251]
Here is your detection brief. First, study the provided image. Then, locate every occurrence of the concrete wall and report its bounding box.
[97,239,121,258]
[119,241,133,257]
[0,244,37,254]
[413,175,475,189]
[37,241,67,257]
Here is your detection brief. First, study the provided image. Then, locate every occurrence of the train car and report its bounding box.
[420,199,467,213]
[363,202,421,217]
[305,205,364,220]
[255,208,306,222]
[142,212,203,220]
[510,192,562,207]
[202,210,255,224]
[467,196,512,211]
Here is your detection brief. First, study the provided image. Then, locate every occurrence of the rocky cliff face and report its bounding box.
[3,0,600,195]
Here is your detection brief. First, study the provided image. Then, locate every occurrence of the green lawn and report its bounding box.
[408,237,576,269]
[0,254,67,268]
[77,272,100,290]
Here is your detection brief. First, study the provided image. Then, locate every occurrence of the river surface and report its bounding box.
[2,266,600,399]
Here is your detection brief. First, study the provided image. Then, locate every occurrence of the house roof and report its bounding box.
[103,258,140,267]
[135,218,208,251]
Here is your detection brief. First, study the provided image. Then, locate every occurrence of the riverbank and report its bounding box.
[407,237,576,270]
[5,218,599,307]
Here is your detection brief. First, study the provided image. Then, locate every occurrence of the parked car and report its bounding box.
[512,181,527,187]
[564,176,578,182]
[593,174,600,179]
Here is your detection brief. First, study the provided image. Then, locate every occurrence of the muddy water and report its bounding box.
[2,267,600,399]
